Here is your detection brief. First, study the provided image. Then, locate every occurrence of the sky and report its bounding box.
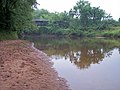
[37,0,120,20]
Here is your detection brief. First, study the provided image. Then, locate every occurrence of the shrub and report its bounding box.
[0,31,18,40]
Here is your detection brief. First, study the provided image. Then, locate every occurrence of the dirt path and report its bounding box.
[0,40,69,90]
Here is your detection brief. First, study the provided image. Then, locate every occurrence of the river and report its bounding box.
[24,36,120,90]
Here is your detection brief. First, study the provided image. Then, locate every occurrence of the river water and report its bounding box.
[25,36,120,90]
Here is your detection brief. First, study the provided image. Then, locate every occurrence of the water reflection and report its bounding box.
[24,36,120,69]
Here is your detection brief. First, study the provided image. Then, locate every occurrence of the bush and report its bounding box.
[102,30,120,37]
[0,31,18,40]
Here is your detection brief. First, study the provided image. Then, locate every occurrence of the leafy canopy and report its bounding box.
[0,0,37,32]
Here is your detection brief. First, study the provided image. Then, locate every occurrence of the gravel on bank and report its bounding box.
[0,40,69,90]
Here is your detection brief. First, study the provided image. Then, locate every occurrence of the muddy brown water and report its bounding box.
[24,36,120,90]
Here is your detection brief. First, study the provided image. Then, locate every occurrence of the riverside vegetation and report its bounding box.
[0,0,37,40]
[1,0,120,40]
[25,0,120,38]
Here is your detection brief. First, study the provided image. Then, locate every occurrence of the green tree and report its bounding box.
[119,18,120,22]
[33,9,50,19]
[73,0,106,29]
[90,7,105,25]
[0,0,37,35]
[73,0,92,27]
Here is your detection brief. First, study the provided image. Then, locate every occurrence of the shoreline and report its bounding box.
[0,40,69,90]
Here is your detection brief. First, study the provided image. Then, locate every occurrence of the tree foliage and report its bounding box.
[72,0,106,27]
[31,0,120,37]
[0,0,37,32]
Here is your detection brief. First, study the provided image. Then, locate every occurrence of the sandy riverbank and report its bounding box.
[0,40,69,90]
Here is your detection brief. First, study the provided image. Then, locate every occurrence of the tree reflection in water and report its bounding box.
[24,36,120,69]
[65,48,113,69]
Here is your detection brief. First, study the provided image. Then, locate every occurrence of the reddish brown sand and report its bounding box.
[0,40,69,90]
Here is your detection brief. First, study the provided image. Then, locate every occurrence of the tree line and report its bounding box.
[0,0,120,39]
[0,0,37,39]
[28,0,120,37]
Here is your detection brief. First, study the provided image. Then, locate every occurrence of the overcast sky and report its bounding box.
[37,0,120,20]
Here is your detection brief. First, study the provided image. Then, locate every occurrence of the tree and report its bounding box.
[33,9,50,19]
[73,0,92,27]
[0,0,37,33]
[71,0,109,30]
[119,18,120,22]
[90,7,105,25]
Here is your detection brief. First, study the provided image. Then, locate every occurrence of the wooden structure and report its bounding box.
[33,19,49,26]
